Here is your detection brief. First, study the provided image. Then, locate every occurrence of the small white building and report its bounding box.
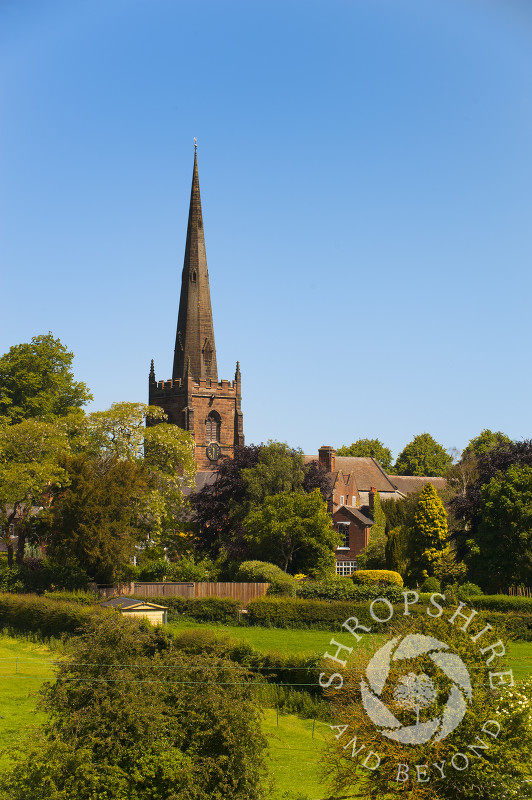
[101,596,168,626]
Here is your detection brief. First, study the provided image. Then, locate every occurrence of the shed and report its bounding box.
[100,596,168,626]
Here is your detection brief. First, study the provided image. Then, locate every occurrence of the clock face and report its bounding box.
[206,442,221,462]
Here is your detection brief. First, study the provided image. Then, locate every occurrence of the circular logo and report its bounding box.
[360,634,473,745]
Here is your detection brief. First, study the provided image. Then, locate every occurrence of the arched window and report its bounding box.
[202,338,212,367]
[206,411,221,443]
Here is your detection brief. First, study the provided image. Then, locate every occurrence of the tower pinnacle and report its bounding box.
[172,148,218,382]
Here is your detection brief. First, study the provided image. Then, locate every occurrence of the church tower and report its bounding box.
[149,146,244,470]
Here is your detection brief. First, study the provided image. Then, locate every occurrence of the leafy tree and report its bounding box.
[394,432,452,477]
[0,418,69,565]
[243,489,339,576]
[240,440,306,507]
[463,428,512,459]
[358,491,387,570]
[0,614,267,800]
[466,464,532,592]
[45,454,150,583]
[0,333,92,423]
[337,438,393,471]
[385,526,407,574]
[406,482,448,584]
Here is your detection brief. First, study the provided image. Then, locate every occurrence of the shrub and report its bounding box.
[420,576,441,593]
[0,561,91,594]
[235,561,297,597]
[0,593,105,638]
[456,581,483,599]
[147,595,242,623]
[247,597,382,630]
[351,569,403,587]
[297,578,403,603]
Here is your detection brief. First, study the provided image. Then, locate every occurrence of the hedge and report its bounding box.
[142,596,242,624]
[234,561,297,597]
[0,593,105,638]
[352,570,403,587]
[246,597,378,629]
[297,580,403,603]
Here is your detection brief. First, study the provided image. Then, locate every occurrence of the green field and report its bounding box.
[0,629,529,797]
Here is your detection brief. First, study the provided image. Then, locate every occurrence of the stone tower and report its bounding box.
[149,147,244,470]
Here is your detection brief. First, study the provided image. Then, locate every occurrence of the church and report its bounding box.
[148,146,244,471]
[148,149,446,574]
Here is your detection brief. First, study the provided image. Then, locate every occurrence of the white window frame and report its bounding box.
[334,521,350,549]
[335,560,358,576]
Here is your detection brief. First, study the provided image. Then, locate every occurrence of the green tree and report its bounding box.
[0,418,69,565]
[0,614,267,800]
[467,464,532,592]
[358,491,387,570]
[243,489,339,576]
[45,454,151,583]
[336,438,393,471]
[240,440,305,507]
[406,482,448,584]
[463,428,512,459]
[0,333,92,423]
[394,433,452,477]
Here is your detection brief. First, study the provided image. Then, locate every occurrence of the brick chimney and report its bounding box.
[318,445,336,473]
[368,486,377,511]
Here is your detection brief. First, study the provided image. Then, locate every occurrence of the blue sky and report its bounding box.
[1,0,531,460]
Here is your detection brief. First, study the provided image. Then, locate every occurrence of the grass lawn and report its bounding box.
[0,634,58,770]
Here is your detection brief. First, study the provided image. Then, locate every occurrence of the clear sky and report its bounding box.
[1,0,531,460]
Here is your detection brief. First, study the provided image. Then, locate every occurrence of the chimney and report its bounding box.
[369,486,377,511]
[318,445,336,473]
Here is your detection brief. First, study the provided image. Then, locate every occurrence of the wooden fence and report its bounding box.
[98,582,270,604]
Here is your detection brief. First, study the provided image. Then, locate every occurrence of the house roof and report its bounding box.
[334,505,374,526]
[389,475,447,495]
[183,470,217,496]
[304,455,398,493]
[100,597,168,611]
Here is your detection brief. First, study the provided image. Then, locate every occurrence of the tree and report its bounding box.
[0,418,69,565]
[45,454,151,583]
[0,333,92,423]
[337,438,393,471]
[394,433,452,477]
[240,440,306,507]
[462,428,512,459]
[358,491,387,570]
[406,482,448,584]
[243,489,339,576]
[0,614,267,800]
[466,464,532,592]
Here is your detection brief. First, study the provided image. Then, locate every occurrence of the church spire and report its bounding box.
[172,145,218,383]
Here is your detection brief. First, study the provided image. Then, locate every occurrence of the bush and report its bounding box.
[0,561,91,594]
[43,590,101,605]
[420,576,441,592]
[0,593,104,638]
[147,595,242,623]
[456,581,483,599]
[247,597,382,630]
[297,578,403,603]
[235,561,297,597]
[351,569,403,587]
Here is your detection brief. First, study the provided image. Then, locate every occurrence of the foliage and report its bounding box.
[235,561,298,596]
[0,614,268,800]
[351,569,404,587]
[385,527,407,575]
[246,594,403,629]
[322,616,532,800]
[463,428,512,459]
[406,483,448,584]
[336,438,393,471]
[432,546,467,587]
[0,560,90,594]
[465,464,532,592]
[0,333,92,424]
[156,595,243,623]
[243,489,339,576]
[394,433,453,477]
[297,577,402,602]
[0,418,70,564]
[45,454,151,583]
[137,555,219,582]
[358,491,387,570]
[420,576,441,592]
[0,593,103,638]
[240,440,306,507]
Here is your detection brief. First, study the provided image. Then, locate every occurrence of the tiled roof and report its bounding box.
[304,455,397,492]
[335,505,374,526]
[389,475,447,495]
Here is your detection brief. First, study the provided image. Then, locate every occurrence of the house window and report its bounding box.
[336,560,358,576]
[340,495,344,506]
[205,411,221,443]
[334,522,350,548]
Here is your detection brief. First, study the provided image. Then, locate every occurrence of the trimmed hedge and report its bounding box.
[0,593,105,638]
[297,580,403,603]
[352,570,403,587]
[246,597,376,629]
[235,561,297,597]
[143,595,242,624]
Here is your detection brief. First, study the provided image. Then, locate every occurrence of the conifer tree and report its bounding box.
[406,482,448,584]
[358,491,387,569]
